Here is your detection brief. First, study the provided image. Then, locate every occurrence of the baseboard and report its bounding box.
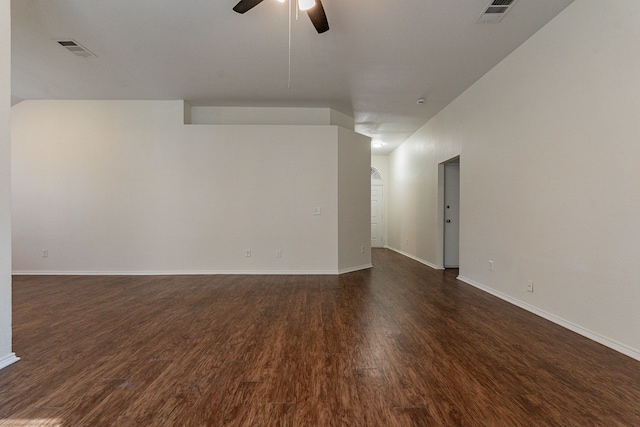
[457,275,640,363]
[385,246,445,270]
[338,264,373,274]
[0,353,20,370]
[13,268,363,276]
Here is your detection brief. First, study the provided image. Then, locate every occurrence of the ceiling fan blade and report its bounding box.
[233,0,265,14]
[306,0,329,33]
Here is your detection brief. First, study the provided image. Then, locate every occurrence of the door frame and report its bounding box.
[436,156,460,269]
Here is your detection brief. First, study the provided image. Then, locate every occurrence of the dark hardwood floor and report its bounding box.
[1,249,639,426]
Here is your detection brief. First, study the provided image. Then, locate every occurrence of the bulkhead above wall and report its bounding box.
[185,105,354,129]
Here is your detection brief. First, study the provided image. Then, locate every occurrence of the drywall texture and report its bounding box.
[388,0,640,357]
[0,0,17,369]
[11,101,370,274]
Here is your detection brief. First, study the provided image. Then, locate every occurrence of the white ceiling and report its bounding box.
[11,0,573,154]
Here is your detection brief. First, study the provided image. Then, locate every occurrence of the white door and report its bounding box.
[371,185,384,248]
[444,163,460,267]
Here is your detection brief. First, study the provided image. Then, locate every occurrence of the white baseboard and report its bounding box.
[0,353,20,370]
[13,266,372,276]
[385,246,444,270]
[338,264,373,274]
[457,275,640,363]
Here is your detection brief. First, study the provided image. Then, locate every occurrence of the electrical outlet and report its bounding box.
[360,245,365,254]
[276,250,282,258]
[245,249,251,257]
[313,207,321,216]
[42,250,48,258]
[489,260,494,271]
[527,280,534,292]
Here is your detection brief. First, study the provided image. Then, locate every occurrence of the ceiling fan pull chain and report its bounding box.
[288,0,292,89]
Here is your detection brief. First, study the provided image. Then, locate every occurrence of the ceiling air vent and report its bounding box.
[56,40,97,58]
[476,0,518,23]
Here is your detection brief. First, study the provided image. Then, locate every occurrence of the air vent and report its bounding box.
[56,40,97,58]
[485,6,508,14]
[476,0,517,23]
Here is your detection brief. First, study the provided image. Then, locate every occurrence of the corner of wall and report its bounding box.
[0,0,16,368]
[183,101,192,124]
[330,109,355,130]
[337,127,372,271]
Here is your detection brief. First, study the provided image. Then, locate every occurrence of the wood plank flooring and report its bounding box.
[1,248,639,426]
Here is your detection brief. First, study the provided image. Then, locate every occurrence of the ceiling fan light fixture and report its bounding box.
[298,0,315,11]
[233,0,328,33]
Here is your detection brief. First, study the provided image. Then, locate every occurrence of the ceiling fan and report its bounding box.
[233,0,329,34]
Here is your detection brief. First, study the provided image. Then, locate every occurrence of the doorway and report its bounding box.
[443,159,460,268]
[371,184,384,248]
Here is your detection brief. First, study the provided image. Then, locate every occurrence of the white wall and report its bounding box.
[388,0,640,360]
[11,101,370,274]
[0,0,18,370]
[190,106,354,129]
[388,124,460,267]
[330,110,355,132]
[338,127,372,272]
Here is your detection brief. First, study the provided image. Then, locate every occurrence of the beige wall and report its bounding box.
[388,124,460,267]
[388,0,640,359]
[190,106,355,130]
[338,127,372,272]
[11,101,370,274]
[0,0,18,369]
